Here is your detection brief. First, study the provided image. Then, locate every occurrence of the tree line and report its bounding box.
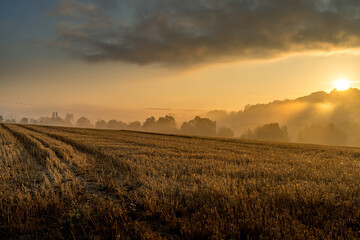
[0,113,234,138]
[0,112,348,145]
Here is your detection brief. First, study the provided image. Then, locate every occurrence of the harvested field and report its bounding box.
[1,123,360,239]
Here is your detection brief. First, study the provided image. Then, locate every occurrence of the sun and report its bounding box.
[333,79,351,91]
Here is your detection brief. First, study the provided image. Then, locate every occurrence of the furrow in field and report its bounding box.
[2,124,60,187]
[0,124,78,238]
[4,124,95,206]
[17,127,152,209]
[0,123,41,192]
[12,125,120,199]
[20,124,182,239]
[21,125,146,200]
[2,124,138,238]
[22,124,131,171]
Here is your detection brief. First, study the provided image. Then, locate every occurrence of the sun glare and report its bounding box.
[333,79,351,91]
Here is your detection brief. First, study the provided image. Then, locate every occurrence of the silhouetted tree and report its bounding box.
[107,120,127,130]
[181,116,216,136]
[77,117,92,128]
[51,112,60,119]
[65,113,74,122]
[217,127,234,138]
[128,121,142,131]
[95,120,107,129]
[142,116,178,133]
[20,118,29,124]
[156,115,177,133]
[298,123,347,146]
[242,123,290,142]
[39,117,51,125]
[142,116,156,131]
[0,115,3,122]
[40,113,72,126]
[107,120,117,129]
[107,120,118,129]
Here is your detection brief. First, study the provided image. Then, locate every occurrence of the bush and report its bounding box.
[242,123,290,142]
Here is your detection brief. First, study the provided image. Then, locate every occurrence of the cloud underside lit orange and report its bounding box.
[49,0,360,66]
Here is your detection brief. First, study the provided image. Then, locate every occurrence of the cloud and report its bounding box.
[51,0,102,18]
[50,0,360,66]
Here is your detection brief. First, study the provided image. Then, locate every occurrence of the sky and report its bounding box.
[1,0,360,121]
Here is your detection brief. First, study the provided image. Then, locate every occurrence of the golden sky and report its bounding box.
[1,0,360,120]
[2,51,359,111]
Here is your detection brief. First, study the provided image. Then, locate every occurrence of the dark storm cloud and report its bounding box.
[51,0,360,65]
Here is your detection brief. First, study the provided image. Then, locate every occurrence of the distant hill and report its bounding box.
[205,88,360,146]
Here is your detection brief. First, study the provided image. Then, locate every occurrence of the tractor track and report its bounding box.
[6,124,181,239]
[5,124,122,200]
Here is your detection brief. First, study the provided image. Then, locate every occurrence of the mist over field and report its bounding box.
[206,88,360,146]
[3,88,360,147]
[0,103,204,126]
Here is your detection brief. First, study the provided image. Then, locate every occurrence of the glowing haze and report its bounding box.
[1,0,360,121]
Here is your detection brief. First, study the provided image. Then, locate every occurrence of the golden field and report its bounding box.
[1,123,360,239]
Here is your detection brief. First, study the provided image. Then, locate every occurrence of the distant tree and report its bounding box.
[298,123,347,146]
[76,117,92,128]
[128,121,142,131]
[20,117,29,124]
[181,116,217,136]
[107,120,118,129]
[118,121,128,129]
[142,116,178,133]
[65,113,74,123]
[0,115,3,123]
[156,115,177,133]
[107,120,127,130]
[242,123,290,142]
[39,117,51,125]
[41,113,72,127]
[95,120,107,129]
[30,119,37,124]
[142,116,156,131]
[217,127,234,138]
